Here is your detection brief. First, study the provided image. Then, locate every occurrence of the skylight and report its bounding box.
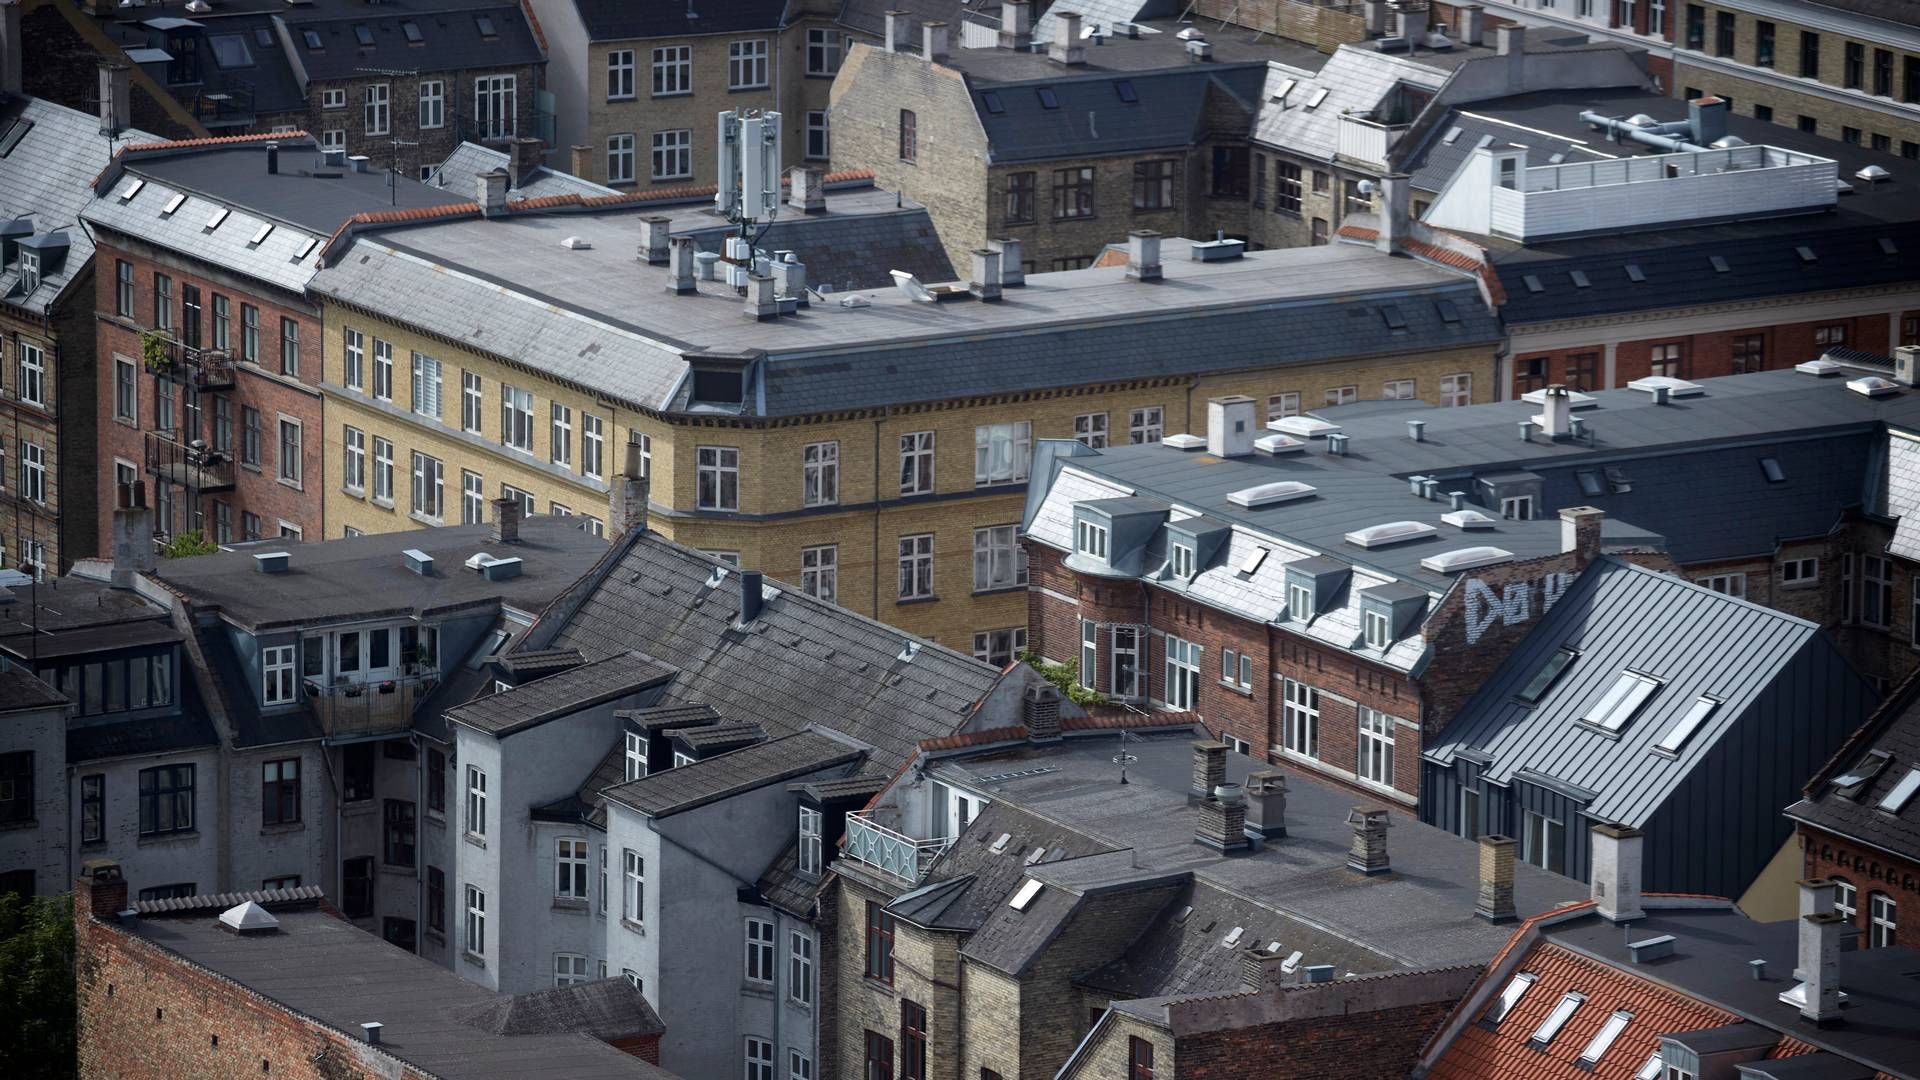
[1483,972,1536,1024]
[1517,647,1576,705]
[1442,126,1463,144]
[1345,521,1438,548]
[293,237,318,260]
[249,223,274,245]
[1832,750,1891,797]
[353,23,375,47]
[1271,77,1296,103]
[1114,79,1137,103]
[1796,245,1817,263]
[118,178,144,202]
[1569,270,1590,288]
[1625,263,1646,282]
[1584,671,1661,734]
[1441,508,1497,530]
[1523,274,1544,293]
[1222,926,1245,948]
[1521,387,1597,409]
[161,192,186,216]
[1709,254,1730,273]
[1655,696,1719,754]
[1253,433,1305,455]
[1025,846,1046,864]
[402,20,423,43]
[302,29,323,50]
[475,14,497,37]
[1280,950,1303,972]
[1528,991,1585,1047]
[1627,375,1703,397]
[205,206,229,230]
[1380,305,1408,330]
[1269,416,1339,438]
[1306,87,1329,109]
[1880,237,1900,256]
[1009,878,1043,910]
[1420,546,1513,573]
[0,118,30,157]
[989,832,1012,853]
[1760,457,1785,483]
[1239,547,1269,574]
[1227,481,1316,508]
[981,91,1004,114]
[1578,1010,1633,1066]
[1635,1051,1663,1080]
[1879,768,1920,813]
[1436,298,1461,323]
[1576,470,1605,497]
[1037,87,1059,109]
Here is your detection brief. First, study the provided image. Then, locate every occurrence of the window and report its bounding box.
[1133,159,1176,211]
[474,75,516,138]
[901,1000,927,1080]
[807,27,843,75]
[1358,708,1395,787]
[974,628,1026,668]
[1075,519,1108,561]
[449,370,481,435]
[607,48,635,99]
[1781,557,1818,586]
[1523,809,1566,874]
[1081,620,1099,690]
[417,79,444,128]
[1283,679,1319,757]
[1129,1037,1154,1080]
[1684,4,1704,49]
[865,1031,895,1080]
[151,271,174,331]
[1816,324,1849,348]
[1756,20,1775,66]
[81,774,104,843]
[729,39,768,88]
[243,511,261,541]
[973,525,1026,592]
[1005,171,1036,224]
[262,643,296,704]
[887,431,933,496]
[621,730,648,784]
[1164,637,1200,710]
[137,883,197,903]
[973,421,1031,487]
[1288,578,1314,620]
[1501,495,1534,521]
[406,353,443,420]
[546,953,588,988]
[342,327,366,391]
[1870,892,1897,947]
[465,885,485,957]
[898,534,935,600]
[19,443,44,504]
[277,317,300,376]
[1364,607,1391,649]
[1325,385,1357,407]
[1383,378,1416,400]
[745,1038,775,1080]
[623,849,644,923]
[0,753,31,825]
[114,358,136,422]
[276,418,301,485]
[384,799,416,867]
[341,743,374,802]
[1129,406,1163,444]
[650,129,691,181]
[548,403,572,467]
[1171,541,1196,579]
[1585,671,1661,733]
[500,384,533,451]
[652,45,691,95]
[138,764,194,835]
[805,110,830,160]
[745,918,776,983]
[16,342,43,407]
[365,82,389,135]
[1863,554,1893,628]
[865,901,895,983]
[1066,411,1110,449]
[371,437,394,503]
[212,396,231,454]
[372,338,393,399]
[803,441,839,506]
[1459,786,1481,840]
[1253,155,1267,209]
[1274,161,1302,216]
[1111,627,1141,697]
[426,748,445,813]
[1714,11,1733,56]
[465,765,487,837]
[1212,145,1249,196]
[115,259,134,316]
[1053,167,1095,218]
[1344,177,1372,214]
[262,759,299,826]
[899,109,917,162]
[1649,342,1684,378]
[697,446,740,510]
[1846,42,1865,89]
[1729,333,1766,374]
[1755,104,1773,123]
[502,484,534,515]
[797,805,824,877]
[1698,573,1746,597]
[556,837,589,899]
[1530,992,1585,1048]
[459,470,484,525]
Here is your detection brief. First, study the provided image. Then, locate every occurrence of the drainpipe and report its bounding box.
[414,731,425,955]
[871,406,890,619]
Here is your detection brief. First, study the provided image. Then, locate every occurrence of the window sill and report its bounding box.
[276,478,305,492]
[379,862,417,876]
[742,983,775,998]
[896,595,940,607]
[1216,680,1253,698]
[370,497,396,511]
[606,95,637,103]
[651,92,693,100]
[552,897,590,914]
[463,832,487,850]
[259,822,305,836]
[240,463,263,474]
[971,584,1027,598]
[728,85,771,94]
[137,830,199,846]
[340,487,365,501]
[861,977,897,996]
[463,951,486,969]
[620,918,647,936]
[409,512,445,527]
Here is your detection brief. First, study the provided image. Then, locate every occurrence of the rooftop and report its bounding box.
[601,730,866,818]
[427,142,618,202]
[566,0,788,41]
[934,16,1329,82]
[445,652,677,737]
[1788,669,1920,862]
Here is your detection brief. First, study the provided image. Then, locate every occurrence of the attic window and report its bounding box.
[475,15,497,38]
[0,118,31,157]
[1271,78,1296,103]
[302,29,323,50]
[1114,79,1138,103]
[1759,457,1785,483]
[353,24,374,47]
[1569,270,1590,288]
[1528,991,1585,1048]
[1518,647,1576,705]
[989,832,1011,853]
[1625,263,1645,282]
[1709,254,1730,273]
[1305,87,1329,109]
[1576,469,1605,497]
[1380,305,1408,330]
[161,192,187,216]
[1522,274,1544,293]
[1796,245,1817,263]
[254,27,272,47]
[118,178,144,202]
[1009,878,1043,910]
[1584,671,1661,734]
[1832,751,1892,798]
[1239,546,1269,574]
[1654,696,1719,755]
[982,91,1004,114]
[1436,298,1460,324]
[1548,152,1566,164]
[1037,87,1059,109]
[249,223,274,246]
[293,237,318,260]
[1483,971,1537,1025]
[1442,126,1463,144]
[401,20,423,43]
[1880,237,1899,256]
[1170,541,1196,579]
[1577,1010,1633,1067]
[1604,466,1632,493]
[1075,519,1109,559]
[1024,846,1046,865]
[1880,768,1920,814]
[205,207,230,231]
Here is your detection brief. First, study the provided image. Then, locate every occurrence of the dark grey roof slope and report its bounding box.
[461,978,663,1040]
[893,799,1118,930]
[961,852,1187,978]
[973,65,1265,163]
[570,0,787,40]
[676,205,955,293]
[0,670,65,713]
[129,906,677,1079]
[1409,111,1604,194]
[192,620,324,749]
[286,4,542,81]
[837,0,996,37]
[1787,669,1920,861]
[602,731,864,818]
[122,141,469,235]
[1424,558,1869,826]
[69,711,219,764]
[530,533,1008,773]
[618,703,721,732]
[447,652,676,737]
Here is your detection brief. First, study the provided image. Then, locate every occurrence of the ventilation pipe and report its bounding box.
[1127,230,1162,282]
[1579,98,1728,154]
[970,248,1003,302]
[990,238,1025,286]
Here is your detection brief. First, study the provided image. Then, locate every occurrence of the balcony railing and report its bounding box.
[145,430,234,493]
[305,670,440,738]
[189,81,256,129]
[843,811,952,884]
[145,335,235,390]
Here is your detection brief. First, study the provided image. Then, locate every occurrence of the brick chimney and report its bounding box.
[1196,784,1249,854]
[1050,12,1086,66]
[490,496,522,544]
[1023,683,1061,742]
[1241,947,1289,991]
[1475,834,1517,922]
[1590,823,1645,923]
[110,480,156,590]
[609,442,649,539]
[79,858,129,920]
[1191,740,1226,800]
[1559,506,1604,567]
[506,137,544,187]
[1346,808,1390,875]
[569,144,593,178]
[1244,770,1288,839]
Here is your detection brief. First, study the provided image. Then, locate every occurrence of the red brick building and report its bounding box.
[81,132,464,550]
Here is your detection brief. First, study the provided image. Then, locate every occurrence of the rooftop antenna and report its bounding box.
[1113,728,1137,785]
[714,109,782,292]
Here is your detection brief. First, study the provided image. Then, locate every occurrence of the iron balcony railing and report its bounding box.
[146,335,235,390]
[843,811,952,884]
[304,669,440,738]
[144,430,235,493]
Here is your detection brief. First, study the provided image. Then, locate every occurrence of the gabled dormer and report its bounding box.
[1357,582,1428,651]
[1067,497,1170,578]
[1163,517,1233,583]
[1283,556,1349,624]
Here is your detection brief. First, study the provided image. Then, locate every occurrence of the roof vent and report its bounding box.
[1227,481,1317,508]
[253,551,290,574]
[1856,164,1891,184]
[1521,387,1597,409]
[1269,416,1340,439]
[1407,419,1426,443]
[217,901,279,935]
[402,548,433,575]
[1421,546,1514,573]
[1254,433,1306,455]
[1161,433,1207,450]
[1442,508,1498,530]
[480,556,523,581]
[1626,375,1703,398]
[1325,432,1350,456]
[1345,521,1438,548]
[897,640,922,663]
[360,1022,383,1045]
[1795,358,1845,377]
[1847,375,1900,398]
[1626,935,1675,963]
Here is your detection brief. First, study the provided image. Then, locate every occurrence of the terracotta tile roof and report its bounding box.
[1337,223,1508,306]
[1427,939,1740,1080]
[1769,1035,1821,1058]
[119,131,315,155]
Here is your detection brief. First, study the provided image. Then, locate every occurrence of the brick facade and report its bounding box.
[1173,996,1459,1078]
[1,265,100,578]
[1799,823,1920,949]
[307,65,545,182]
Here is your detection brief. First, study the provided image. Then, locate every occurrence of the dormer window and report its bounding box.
[18,249,38,294]
[798,805,823,875]
[1170,541,1195,579]
[1076,519,1109,560]
[1288,580,1314,621]
[623,730,646,781]
[673,748,695,769]
[1363,608,1390,649]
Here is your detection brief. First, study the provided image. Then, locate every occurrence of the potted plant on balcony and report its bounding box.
[140,330,173,376]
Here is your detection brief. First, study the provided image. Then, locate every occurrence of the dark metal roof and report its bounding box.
[601,730,863,818]
[285,4,543,80]
[447,652,677,736]
[754,841,822,919]
[972,65,1264,164]
[568,0,787,41]
[1,620,181,661]
[120,141,470,237]
[675,205,956,294]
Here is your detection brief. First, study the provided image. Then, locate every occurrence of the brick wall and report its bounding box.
[1801,824,1920,947]
[1010,885,1182,1080]
[307,64,544,182]
[832,877,965,1080]
[1057,1012,1171,1080]
[1174,995,1459,1078]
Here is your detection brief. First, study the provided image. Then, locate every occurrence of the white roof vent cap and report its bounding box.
[1161,433,1207,450]
[1269,416,1341,438]
[1254,433,1306,455]
[1227,480,1317,508]
[1856,164,1892,183]
[218,901,280,935]
[1848,375,1900,398]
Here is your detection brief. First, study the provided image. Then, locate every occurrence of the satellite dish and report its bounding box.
[889,270,936,303]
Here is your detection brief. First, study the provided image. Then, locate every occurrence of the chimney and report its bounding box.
[1688,95,1729,147]
[923,21,950,64]
[80,859,129,921]
[1023,682,1062,742]
[266,141,280,175]
[771,254,808,305]
[110,481,156,589]
[1241,947,1290,991]
[609,441,650,538]
[970,248,1004,302]
[1407,419,1427,442]
[506,137,543,187]
[999,0,1034,49]
[1896,345,1920,387]
[1196,783,1250,854]
[348,154,371,173]
[1794,879,1837,978]
[639,216,672,265]
[1589,823,1645,923]
[97,61,130,137]
[1363,0,1391,34]
[1185,37,1214,62]
[490,496,522,544]
[990,238,1026,286]
[0,2,18,98]
[739,569,765,622]
[253,551,290,574]
[1050,12,1086,66]
[1244,770,1288,839]
[1346,808,1390,875]
[477,167,509,216]
[1799,908,1845,1026]
[1126,229,1163,282]
[1497,24,1526,56]
[1374,174,1411,255]
[884,9,907,52]
[1449,490,1466,511]
[787,166,826,215]
[1558,506,1604,567]
[1458,4,1485,45]
[666,236,698,295]
[744,272,780,320]
[1191,740,1227,800]
[1206,395,1257,458]
[1475,835,1517,922]
[1396,4,1430,45]
[1540,384,1573,439]
[569,144,593,178]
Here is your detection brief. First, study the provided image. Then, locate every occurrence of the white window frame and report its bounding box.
[1287,580,1314,621]
[745,918,776,984]
[624,730,647,782]
[464,885,485,957]
[1870,892,1896,947]
[500,384,533,453]
[1074,411,1109,449]
[607,133,636,184]
[973,627,1026,668]
[607,48,636,100]
[554,952,588,987]
[1698,572,1746,597]
[17,342,44,407]
[1442,373,1472,407]
[466,766,487,837]
[372,436,394,504]
[803,441,839,507]
[1501,495,1535,521]
[622,849,644,924]
[262,644,297,705]
[1523,809,1566,874]
[651,129,692,181]
[582,413,604,478]
[1325,385,1358,406]
[474,74,516,139]
[1781,557,1818,586]
[1383,378,1416,400]
[729,39,769,89]
[322,87,346,109]
[555,837,589,900]
[461,469,484,524]
[277,417,303,486]
[798,806,823,876]
[899,431,935,495]
[697,445,740,511]
[973,524,1026,591]
[1075,519,1109,560]
[364,82,390,136]
[343,327,365,391]
[1266,393,1300,422]
[461,371,483,433]
[1170,541,1195,579]
[1363,607,1391,650]
[410,451,444,521]
[1283,679,1320,757]
[790,930,814,1006]
[652,45,692,96]
[898,533,935,599]
[805,110,830,161]
[1164,636,1200,709]
[550,402,573,467]
[418,79,444,129]
[1112,626,1141,698]
[1357,707,1396,788]
[801,545,837,602]
[411,352,442,419]
[372,338,394,400]
[343,426,366,493]
[745,1037,775,1080]
[1128,406,1163,445]
[1081,620,1098,690]
[20,441,45,504]
[1862,554,1893,628]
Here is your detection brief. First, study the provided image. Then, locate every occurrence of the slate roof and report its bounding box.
[672,721,766,752]
[568,0,788,41]
[127,905,677,1079]
[1786,668,1920,862]
[1252,46,1447,163]
[284,3,542,81]
[755,842,821,919]
[460,977,663,1040]
[972,65,1265,164]
[600,730,864,818]
[68,711,220,764]
[934,16,1328,81]
[0,670,64,714]
[1409,111,1608,194]
[884,799,1120,930]
[1423,558,1871,826]
[618,703,721,732]
[495,647,586,679]
[446,652,676,736]
[837,0,997,38]
[0,97,156,315]
[427,142,618,201]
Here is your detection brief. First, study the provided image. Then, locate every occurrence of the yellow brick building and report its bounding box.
[312,195,1499,650]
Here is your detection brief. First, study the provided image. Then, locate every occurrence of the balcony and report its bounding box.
[1335,113,1410,171]
[842,811,952,884]
[305,670,440,738]
[145,430,234,493]
[188,81,256,130]
[144,334,235,390]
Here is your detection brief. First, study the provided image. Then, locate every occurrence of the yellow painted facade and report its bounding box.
[319,298,1495,647]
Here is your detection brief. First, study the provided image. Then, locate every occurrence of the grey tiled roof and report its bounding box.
[286,4,543,81]
[447,652,676,736]
[973,65,1265,164]
[460,977,663,1040]
[617,703,721,732]
[755,842,824,919]
[672,721,765,752]
[790,774,890,801]
[131,884,325,914]
[1252,46,1446,163]
[569,0,787,40]
[0,670,65,713]
[428,142,618,201]
[601,731,863,818]
[1787,670,1920,861]
[496,647,586,679]
[893,799,1119,932]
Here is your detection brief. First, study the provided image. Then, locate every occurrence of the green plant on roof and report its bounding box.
[1018,650,1105,707]
[161,530,218,559]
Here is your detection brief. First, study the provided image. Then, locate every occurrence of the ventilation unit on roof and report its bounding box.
[1441,508,1497,530]
[1795,358,1845,377]
[1254,433,1305,455]
[1521,387,1598,409]
[1626,375,1703,398]
[1161,433,1207,450]
[1344,521,1439,548]
[1227,481,1316,509]
[1268,416,1340,438]
[1847,375,1900,398]
[1420,546,1514,573]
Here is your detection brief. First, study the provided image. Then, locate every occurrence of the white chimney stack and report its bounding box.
[990,238,1025,286]
[639,216,671,265]
[1794,878,1837,979]
[1540,384,1573,439]
[1374,174,1411,255]
[1000,0,1034,49]
[477,168,509,216]
[666,236,697,294]
[788,166,826,214]
[1050,12,1086,65]
[1127,229,1163,282]
[745,272,780,321]
[1797,879,1846,1026]
[923,21,950,63]
[884,10,907,52]
[1589,824,1645,923]
[1207,395,1257,458]
[970,248,1003,302]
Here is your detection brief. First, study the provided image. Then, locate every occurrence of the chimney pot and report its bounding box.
[1449,490,1466,511]
[1589,823,1645,923]
[110,480,157,589]
[1023,683,1062,741]
[1126,229,1163,282]
[787,166,826,214]
[999,0,1034,49]
[666,236,698,295]
[1750,958,1768,980]
[1540,383,1573,439]
[1191,740,1227,800]
[1050,11,1087,65]
[490,496,522,544]
[266,141,280,175]
[989,238,1026,286]
[1244,770,1288,839]
[1346,807,1390,875]
[1475,834,1517,922]
[739,569,765,623]
[639,216,672,265]
[80,859,128,920]
[1559,506,1604,566]
[477,168,509,217]
[1421,477,1440,501]
[1518,419,1533,442]
[970,248,1004,302]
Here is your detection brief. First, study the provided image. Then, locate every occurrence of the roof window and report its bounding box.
[1442,126,1463,144]
[1604,466,1631,493]
[1584,671,1661,734]
[1709,254,1730,273]
[118,178,144,202]
[1037,87,1059,109]
[209,33,252,69]
[1114,79,1137,103]
[1483,971,1536,1025]
[1271,77,1296,103]
[254,27,272,47]
[1344,521,1438,548]
[1879,767,1920,813]
[302,29,323,50]
[249,222,274,246]
[1268,415,1339,438]
[1625,263,1645,282]
[353,23,375,47]
[1522,274,1544,293]
[1576,470,1605,497]
[1654,696,1719,755]
[1226,481,1316,508]
[1222,926,1245,948]
[1239,546,1269,574]
[1528,991,1585,1048]
[1009,878,1043,910]
[989,832,1012,853]
[1879,237,1899,256]
[981,91,1003,114]
[161,192,186,216]
[293,237,318,261]
[0,117,30,157]
[1517,646,1576,705]
[1380,305,1408,330]
[205,206,229,231]
[401,20,423,44]
[1759,458,1785,483]
[475,15,497,38]
[1796,245,1817,263]
[1305,87,1329,109]
[1025,846,1046,865]
[1832,750,1891,799]
[1420,546,1513,573]
[1635,1050,1663,1080]
[1578,1010,1633,1067]
[1436,298,1461,323]
[1569,270,1590,288]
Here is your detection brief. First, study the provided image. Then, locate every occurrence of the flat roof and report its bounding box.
[938,17,1329,82]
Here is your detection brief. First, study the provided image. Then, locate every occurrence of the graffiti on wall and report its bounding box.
[1463,571,1576,645]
